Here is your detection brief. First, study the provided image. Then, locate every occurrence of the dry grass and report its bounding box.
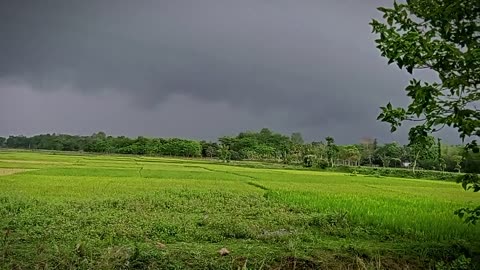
[0,159,71,164]
[0,168,30,175]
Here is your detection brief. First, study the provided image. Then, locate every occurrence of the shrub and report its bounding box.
[316,159,329,169]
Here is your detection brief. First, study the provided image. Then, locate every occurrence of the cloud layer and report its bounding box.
[1,0,440,143]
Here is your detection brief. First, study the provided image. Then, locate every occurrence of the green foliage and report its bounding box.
[455,174,480,224]
[316,158,329,169]
[462,151,480,174]
[359,138,376,166]
[372,0,480,224]
[5,133,202,157]
[200,141,219,158]
[3,130,475,176]
[436,255,472,270]
[0,136,6,147]
[455,205,480,225]
[407,135,437,172]
[303,155,316,167]
[6,135,33,149]
[338,145,361,166]
[218,128,291,161]
[372,0,480,141]
[218,144,231,163]
[325,137,339,167]
[374,142,403,168]
[290,132,304,145]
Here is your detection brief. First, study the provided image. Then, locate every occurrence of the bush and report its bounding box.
[418,159,439,170]
[316,159,329,169]
[230,151,243,161]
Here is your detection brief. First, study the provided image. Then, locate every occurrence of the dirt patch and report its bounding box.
[0,169,30,176]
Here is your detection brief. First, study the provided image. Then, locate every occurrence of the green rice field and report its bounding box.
[1,150,479,269]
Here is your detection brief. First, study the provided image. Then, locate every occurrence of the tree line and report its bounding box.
[1,128,478,173]
[1,132,202,157]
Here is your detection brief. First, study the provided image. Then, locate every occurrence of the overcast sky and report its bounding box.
[0,0,460,143]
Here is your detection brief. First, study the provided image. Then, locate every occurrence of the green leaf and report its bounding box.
[387,17,393,26]
[377,7,388,13]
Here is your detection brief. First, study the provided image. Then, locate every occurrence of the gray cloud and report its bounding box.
[0,0,453,143]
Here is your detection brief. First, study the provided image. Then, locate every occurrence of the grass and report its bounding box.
[0,150,479,269]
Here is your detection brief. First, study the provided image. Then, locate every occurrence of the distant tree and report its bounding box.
[259,128,271,134]
[160,138,202,157]
[452,155,463,173]
[132,136,149,155]
[218,136,237,149]
[218,144,231,163]
[290,132,304,145]
[437,138,442,161]
[360,138,375,166]
[439,158,447,172]
[92,139,111,153]
[289,132,305,163]
[279,140,293,164]
[301,143,316,156]
[463,151,480,174]
[340,145,361,166]
[6,136,30,148]
[311,141,327,160]
[372,0,479,223]
[114,136,136,154]
[325,137,339,167]
[407,136,436,173]
[441,145,464,172]
[255,144,276,159]
[92,131,107,140]
[200,141,219,158]
[259,128,273,141]
[218,129,290,162]
[376,142,403,168]
[0,137,5,147]
[205,146,217,158]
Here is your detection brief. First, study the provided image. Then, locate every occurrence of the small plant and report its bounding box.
[435,255,471,270]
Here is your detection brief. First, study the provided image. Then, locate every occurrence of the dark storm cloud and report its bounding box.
[0,0,432,143]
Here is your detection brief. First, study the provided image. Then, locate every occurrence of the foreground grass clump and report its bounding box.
[0,151,479,269]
